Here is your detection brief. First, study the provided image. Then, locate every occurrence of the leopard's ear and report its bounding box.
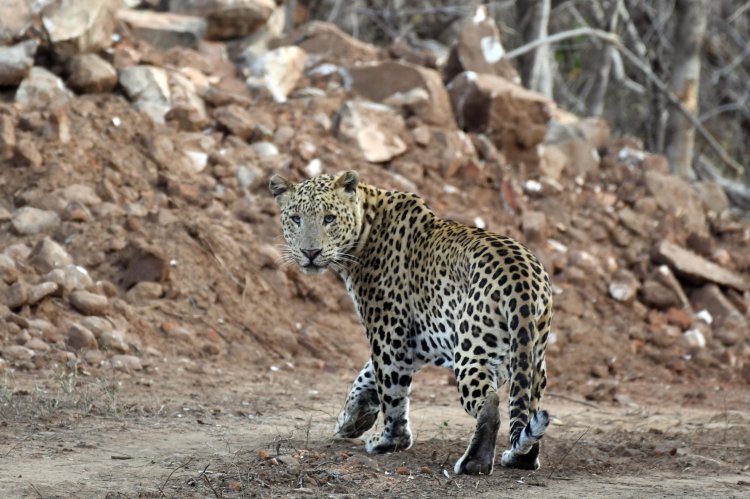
[333,170,359,195]
[269,174,294,202]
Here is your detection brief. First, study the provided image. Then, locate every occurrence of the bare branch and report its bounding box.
[503,25,744,176]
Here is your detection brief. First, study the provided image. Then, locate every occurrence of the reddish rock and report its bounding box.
[67,323,98,350]
[214,104,255,139]
[66,53,117,94]
[654,241,747,291]
[117,9,207,50]
[348,61,454,127]
[270,21,378,64]
[645,171,707,235]
[448,72,553,153]
[443,6,519,84]
[70,290,109,316]
[169,0,275,40]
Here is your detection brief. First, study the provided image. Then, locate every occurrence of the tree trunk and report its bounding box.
[516,0,553,98]
[665,0,708,180]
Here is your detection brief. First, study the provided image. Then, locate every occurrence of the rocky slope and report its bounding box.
[0,0,749,396]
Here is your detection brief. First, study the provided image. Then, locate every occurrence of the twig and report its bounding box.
[159,457,193,497]
[29,482,44,499]
[546,391,598,408]
[111,455,133,460]
[503,26,744,176]
[547,428,589,480]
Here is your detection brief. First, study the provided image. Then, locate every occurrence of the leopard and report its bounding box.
[269,170,553,474]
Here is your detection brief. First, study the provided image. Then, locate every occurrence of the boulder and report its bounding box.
[11,207,60,235]
[348,61,454,127]
[119,65,171,124]
[691,284,747,331]
[67,323,98,350]
[244,46,305,103]
[654,241,747,291]
[448,72,553,153]
[693,181,729,215]
[269,21,378,65]
[70,290,109,315]
[640,279,682,309]
[335,101,407,163]
[443,5,519,84]
[166,71,209,131]
[644,171,707,235]
[29,238,74,273]
[0,40,38,86]
[66,53,118,93]
[41,0,119,59]
[117,8,207,50]
[0,114,16,159]
[0,0,32,45]
[15,67,74,111]
[169,0,275,40]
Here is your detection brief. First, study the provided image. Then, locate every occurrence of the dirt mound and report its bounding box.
[1,2,749,398]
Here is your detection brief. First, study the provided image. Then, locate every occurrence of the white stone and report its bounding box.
[245,46,305,103]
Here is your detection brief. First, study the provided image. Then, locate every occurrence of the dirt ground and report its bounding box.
[2,361,749,499]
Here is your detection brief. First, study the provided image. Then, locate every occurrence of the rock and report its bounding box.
[0,255,19,284]
[693,181,729,215]
[334,101,407,163]
[119,65,171,124]
[56,184,102,206]
[608,270,640,303]
[245,46,305,103]
[66,53,117,93]
[69,290,109,315]
[0,0,32,45]
[29,238,73,273]
[252,141,278,157]
[651,324,681,348]
[348,61,454,127]
[0,114,16,159]
[125,281,163,302]
[0,40,39,86]
[664,307,693,330]
[270,21,378,64]
[162,323,194,342]
[15,67,74,111]
[166,71,209,131]
[25,338,51,352]
[1,281,28,309]
[448,72,553,152]
[117,9,207,50]
[640,279,681,309]
[545,117,611,152]
[11,207,60,236]
[80,316,114,338]
[45,264,94,292]
[28,282,60,305]
[110,354,142,372]
[67,323,98,350]
[443,5,519,84]
[118,244,170,289]
[682,329,706,349]
[3,345,35,361]
[690,284,747,334]
[653,265,691,309]
[521,210,547,241]
[11,136,43,168]
[542,139,600,178]
[169,0,275,39]
[99,330,129,353]
[654,241,747,291]
[42,0,119,59]
[644,171,707,235]
[214,104,255,139]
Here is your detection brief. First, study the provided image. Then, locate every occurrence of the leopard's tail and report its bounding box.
[500,317,549,469]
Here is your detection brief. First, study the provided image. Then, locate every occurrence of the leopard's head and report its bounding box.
[269,171,362,274]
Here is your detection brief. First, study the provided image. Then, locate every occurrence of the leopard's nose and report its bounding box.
[301,248,322,261]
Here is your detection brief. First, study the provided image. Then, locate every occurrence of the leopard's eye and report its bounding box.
[290,215,301,225]
[323,214,336,225]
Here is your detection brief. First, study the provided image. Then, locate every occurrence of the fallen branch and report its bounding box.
[503,27,745,177]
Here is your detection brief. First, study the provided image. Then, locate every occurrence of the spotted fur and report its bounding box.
[270,171,553,474]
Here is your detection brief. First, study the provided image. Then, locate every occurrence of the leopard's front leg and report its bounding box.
[335,360,379,438]
[365,345,414,454]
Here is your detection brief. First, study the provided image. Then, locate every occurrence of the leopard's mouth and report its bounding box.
[301,262,327,274]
